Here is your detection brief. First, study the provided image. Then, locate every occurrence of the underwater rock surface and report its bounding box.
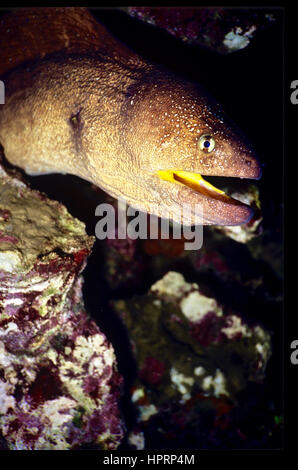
[126,7,277,54]
[0,159,124,450]
[213,185,263,243]
[112,271,273,449]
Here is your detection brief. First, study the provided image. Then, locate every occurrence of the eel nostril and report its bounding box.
[69,110,81,128]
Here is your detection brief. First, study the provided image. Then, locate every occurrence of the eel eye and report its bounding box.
[198,134,215,153]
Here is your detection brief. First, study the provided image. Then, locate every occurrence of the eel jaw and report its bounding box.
[157,170,254,226]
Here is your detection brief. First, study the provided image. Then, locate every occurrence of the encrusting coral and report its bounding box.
[0,158,124,450]
[112,271,272,449]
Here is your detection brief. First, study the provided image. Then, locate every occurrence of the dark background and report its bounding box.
[0,6,284,451]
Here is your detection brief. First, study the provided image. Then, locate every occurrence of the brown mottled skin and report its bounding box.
[0,7,261,225]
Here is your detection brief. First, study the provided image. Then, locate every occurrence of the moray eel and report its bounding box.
[0,7,261,225]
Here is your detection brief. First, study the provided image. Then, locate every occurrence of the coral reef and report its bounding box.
[126,7,277,54]
[213,185,263,244]
[0,159,124,449]
[0,6,283,450]
[104,234,144,290]
[112,271,274,449]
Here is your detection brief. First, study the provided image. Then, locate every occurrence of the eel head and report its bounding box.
[117,76,261,226]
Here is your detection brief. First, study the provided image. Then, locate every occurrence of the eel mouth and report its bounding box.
[158,170,235,202]
[157,169,254,225]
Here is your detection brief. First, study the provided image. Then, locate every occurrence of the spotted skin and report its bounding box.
[0,7,261,225]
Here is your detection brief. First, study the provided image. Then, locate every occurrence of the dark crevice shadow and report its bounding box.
[81,241,139,437]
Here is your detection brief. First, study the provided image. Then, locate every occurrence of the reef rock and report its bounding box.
[127,7,277,54]
[112,271,273,449]
[213,184,263,243]
[0,159,124,450]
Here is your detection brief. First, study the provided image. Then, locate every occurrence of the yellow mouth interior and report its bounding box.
[157,170,230,200]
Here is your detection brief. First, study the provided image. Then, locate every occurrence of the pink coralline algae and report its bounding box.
[106,233,136,258]
[139,356,166,386]
[0,159,124,450]
[195,251,229,273]
[104,227,145,290]
[0,210,11,222]
[0,232,18,245]
[189,311,223,347]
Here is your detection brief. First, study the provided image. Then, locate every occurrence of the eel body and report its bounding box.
[0,7,261,225]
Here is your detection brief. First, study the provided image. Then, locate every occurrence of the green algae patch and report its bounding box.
[72,406,86,429]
